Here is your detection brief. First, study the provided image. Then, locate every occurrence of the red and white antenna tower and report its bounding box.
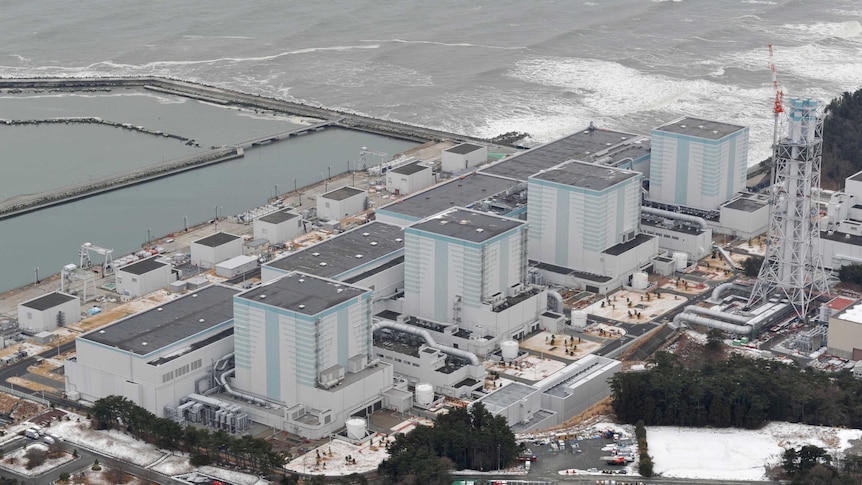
[768,44,784,145]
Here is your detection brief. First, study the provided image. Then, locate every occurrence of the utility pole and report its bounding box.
[34,267,39,285]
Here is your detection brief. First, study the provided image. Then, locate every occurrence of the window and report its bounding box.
[131,277,138,283]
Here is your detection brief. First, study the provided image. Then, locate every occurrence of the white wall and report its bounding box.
[116,264,172,297]
[317,191,367,222]
[386,167,434,195]
[719,205,769,239]
[254,217,303,243]
[191,238,243,268]
[641,225,712,261]
[18,296,80,333]
[441,145,488,173]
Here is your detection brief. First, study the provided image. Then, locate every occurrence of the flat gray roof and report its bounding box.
[532,160,638,191]
[481,126,645,181]
[850,171,862,182]
[81,285,239,356]
[476,382,538,414]
[258,210,299,224]
[378,173,517,220]
[409,208,524,243]
[238,272,368,316]
[120,257,168,276]
[602,233,656,256]
[21,292,76,311]
[391,161,430,176]
[321,186,364,201]
[724,197,766,213]
[654,117,746,140]
[194,232,240,248]
[265,221,403,278]
[446,143,484,155]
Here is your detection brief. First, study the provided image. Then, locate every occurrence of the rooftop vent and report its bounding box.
[192,294,198,298]
[157,307,163,312]
[476,228,485,233]
[298,304,305,309]
[680,124,687,128]
[337,288,344,293]
[713,130,719,135]
[355,254,363,259]
[370,241,378,246]
[362,232,370,237]
[319,262,327,266]
[199,318,205,322]
[312,252,320,257]
[459,219,469,225]
[698,125,705,129]
[298,278,305,283]
[142,342,147,346]
[395,238,402,242]
[605,142,612,146]
[99,330,105,334]
[440,220,448,225]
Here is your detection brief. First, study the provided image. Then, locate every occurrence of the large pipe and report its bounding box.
[708,282,736,303]
[684,305,751,324]
[547,290,564,313]
[642,206,708,230]
[673,312,752,336]
[372,320,480,366]
[714,245,741,270]
[218,368,270,407]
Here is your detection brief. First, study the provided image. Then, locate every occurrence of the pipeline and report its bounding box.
[642,206,708,230]
[372,320,480,366]
[708,282,736,303]
[714,244,741,270]
[214,353,234,372]
[683,305,751,324]
[218,368,270,407]
[547,290,564,313]
[672,312,752,336]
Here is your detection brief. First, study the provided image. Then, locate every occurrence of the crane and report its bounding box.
[768,44,784,145]
[359,146,388,171]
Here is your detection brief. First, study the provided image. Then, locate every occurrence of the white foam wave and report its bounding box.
[764,20,862,42]
[693,36,738,44]
[358,39,525,50]
[741,0,777,5]
[183,35,255,40]
[721,43,862,89]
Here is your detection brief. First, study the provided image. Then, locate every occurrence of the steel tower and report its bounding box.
[748,98,829,320]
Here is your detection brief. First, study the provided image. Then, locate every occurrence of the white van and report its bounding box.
[43,436,55,445]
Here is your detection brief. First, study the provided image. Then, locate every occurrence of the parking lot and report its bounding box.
[524,435,635,479]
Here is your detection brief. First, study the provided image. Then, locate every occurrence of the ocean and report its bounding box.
[3,0,861,163]
[0,0,860,294]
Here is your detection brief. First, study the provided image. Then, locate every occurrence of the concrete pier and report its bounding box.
[0,77,492,218]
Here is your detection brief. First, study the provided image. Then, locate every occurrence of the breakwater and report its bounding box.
[0,76,490,219]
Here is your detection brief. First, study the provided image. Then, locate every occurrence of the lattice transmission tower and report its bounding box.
[747,97,829,320]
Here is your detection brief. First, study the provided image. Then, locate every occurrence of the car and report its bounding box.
[165,238,175,244]
[43,436,55,445]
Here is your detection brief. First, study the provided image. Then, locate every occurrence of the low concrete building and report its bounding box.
[65,285,239,415]
[718,194,769,239]
[18,292,80,332]
[116,257,173,297]
[191,232,243,268]
[828,300,862,359]
[386,161,434,196]
[317,186,367,223]
[442,143,488,173]
[215,255,259,279]
[254,210,302,244]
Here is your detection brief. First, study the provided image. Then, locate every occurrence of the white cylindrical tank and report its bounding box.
[500,340,519,360]
[415,383,434,407]
[673,252,688,271]
[346,418,366,439]
[571,311,588,330]
[632,272,649,290]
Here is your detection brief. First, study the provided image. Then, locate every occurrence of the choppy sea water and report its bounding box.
[3,0,861,163]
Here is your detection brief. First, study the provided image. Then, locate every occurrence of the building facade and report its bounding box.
[232,273,392,438]
[116,257,173,297]
[649,117,749,211]
[441,143,488,173]
[18,292,80,332]
[254,210,302,244]
[191,233,244,268]
[317,187,367,222]
[386,161,434,196]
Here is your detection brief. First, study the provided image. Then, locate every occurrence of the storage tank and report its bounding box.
[632,272,649,290]
[346,418,366,439]
[571,310,588,330]
[415,382,434,407]
[500,340,519,360]
[673,252,688,271]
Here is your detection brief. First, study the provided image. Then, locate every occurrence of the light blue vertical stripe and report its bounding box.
[264,311,281,400]
[554,188,569,265]
[616,185,625,240]
[726,137,736,201]
[434,240,448,321]
[337,308,348,367]
[675,140,689,205]
[500,237,509,290]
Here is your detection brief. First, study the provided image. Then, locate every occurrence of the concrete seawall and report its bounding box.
[0,76,490,218]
